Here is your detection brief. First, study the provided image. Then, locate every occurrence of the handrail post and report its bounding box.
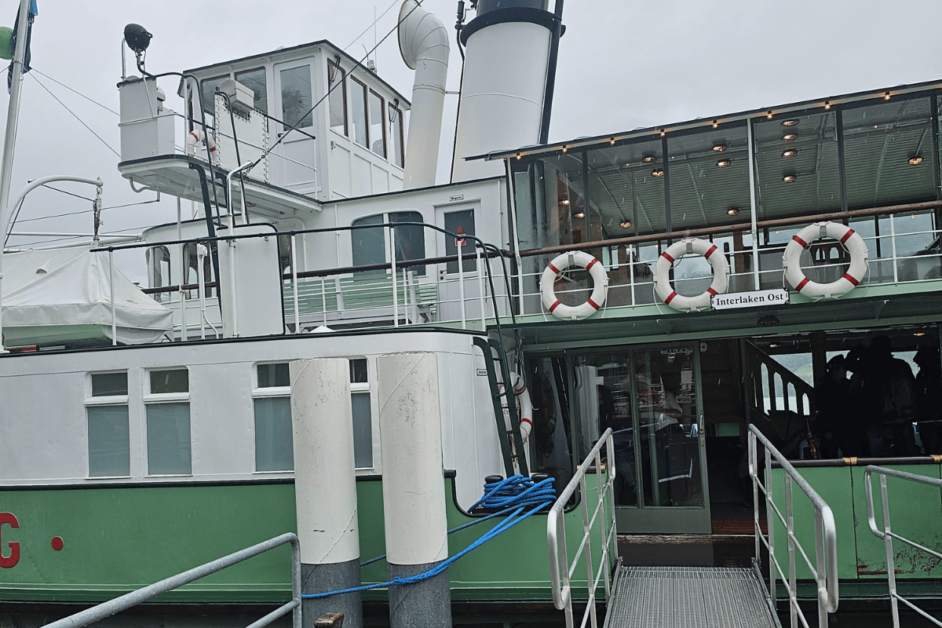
[390,226,398,327]
[880,475,901,627]
[457,237,466,329]
[476,245,486,329]
[750,432,760,564]
[815,510,828,628]
[559,514,572,628]
[290,234,300,334]
[765,445,776,609]
[786,474,797,628]
[290,535,302,628]
[109,250,117,346]
[598,449,611,601]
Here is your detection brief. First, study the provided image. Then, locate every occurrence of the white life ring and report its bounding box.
[540,251,609,320]
[783,222,868,298]
[497,372,533,444]
[654,238,730,312]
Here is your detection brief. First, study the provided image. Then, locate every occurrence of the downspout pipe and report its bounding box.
[538,0,564,145]
[399,0,450,189]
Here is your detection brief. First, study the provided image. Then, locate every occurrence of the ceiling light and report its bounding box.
[783,133,798,141]
[574,212,585,219]
[769,343,780,349]
[783,174,798,183]
[716,159,732,168]
[726,207,741,216]
[712,120,718,129]
[712,143,728,152]
[781,119,799,127]
[914,332,926,337]
[909,156,924,165]
[824,101,831,110]
[620,220,632,228]
[767,111,773,119]
[610,138,616,145]
[516,153,522,160]
[560,198,570,205]
[561,145,568,153]
[642,155,656,164]
[884,91,891,101]
[782,149,797,158]
[660,129,666,137]
[651,168,665,177]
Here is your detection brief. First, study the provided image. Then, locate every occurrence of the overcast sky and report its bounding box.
[2,0,942,282]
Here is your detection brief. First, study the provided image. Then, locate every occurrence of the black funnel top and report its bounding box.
[476,0,548,15]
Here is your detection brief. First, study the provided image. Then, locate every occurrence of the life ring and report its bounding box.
[783,222,868,298]
[540,251,609,320]
[497,372,532,444]
[654,238,730,312]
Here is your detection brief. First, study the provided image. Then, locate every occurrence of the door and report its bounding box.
[272,60,318,194]
[573,343,711,533]
[436,205,484,324]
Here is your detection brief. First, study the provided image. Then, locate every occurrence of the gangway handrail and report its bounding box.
[864,465,942,628]
[748,425,839,628]
[41,533,301,628]
[547,428,617,628]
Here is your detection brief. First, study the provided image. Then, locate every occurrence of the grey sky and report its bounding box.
[2,0,942,282]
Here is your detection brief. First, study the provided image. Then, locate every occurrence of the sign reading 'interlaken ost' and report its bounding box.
[711,288,789,311]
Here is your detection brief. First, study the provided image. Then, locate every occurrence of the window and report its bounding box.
[352,214,386,273]
[254,363,293,472]
[351,212,426,276]
[390,211,426,275]
[200,74,229,115]
[86,372,130,478]
[145,369,191,475]
[328,61,347,136]
[183,242,214,299]
[350,359,373,469]
[350,77,368,147]
[280,65,313,129]
[444,209,476,273]
[147,246,171,303]
[369,90,386,158]
[235,67,268,114]
[389,103,404,168]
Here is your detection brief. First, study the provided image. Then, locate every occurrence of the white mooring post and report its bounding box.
[290,358,363,628]
[377,352,452,628]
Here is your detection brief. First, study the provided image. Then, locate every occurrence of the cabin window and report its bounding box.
[388,103,404,168]
[443,209,476,273]
[183,242,215,299]
[147,246,171,303]
[351,77,368,148]
[369,90,386,158]
[86,372,130,478]
[235,67,268,114]
[254,363,293,472]
[328,60,347,136]
[145,368,191,476]
[280,65,313,129]
[351,212,426,276]
[350,358,373,469]
[200,74,229,116]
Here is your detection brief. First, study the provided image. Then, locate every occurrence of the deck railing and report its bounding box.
[748,425,839,628]
[865,465,942,628]
[547,428,618,628]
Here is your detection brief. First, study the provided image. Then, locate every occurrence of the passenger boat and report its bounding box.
[1,1,940,626]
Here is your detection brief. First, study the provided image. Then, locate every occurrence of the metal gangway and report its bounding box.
[547,425,840,628]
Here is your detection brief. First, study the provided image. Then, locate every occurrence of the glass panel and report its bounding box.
[280,65,313,129]
[146,403,191,475]
[235,67,268,114]
[528,356,574,489]
[91,372,128,397]
[351,78,368,147]
[573,354,637,506]
[200,74,228,114]
[328,61,347,136]
[148,246,171,303]
[258,363,290,388]
[843,97,937,209]
[895,211,940,281]
[369,90,386,158]
[352,214,385,273]
[586,139,667,239]
[635,346,703,507]
[390,211,426,276]
[254,397,293,471]
[87,406,130,477]
[444,209,476,273]
[150,369,189,394]
[350,359,368,383]
[754,111,841,218]
[389,104,404,168]
[183,242,214,298]
[352,392,373,468]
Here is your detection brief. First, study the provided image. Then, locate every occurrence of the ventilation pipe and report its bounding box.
[452,0,563,183]
[398,0,450,189]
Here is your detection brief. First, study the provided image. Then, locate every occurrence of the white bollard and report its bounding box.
[291,358,362,628]
[377,352,452,628]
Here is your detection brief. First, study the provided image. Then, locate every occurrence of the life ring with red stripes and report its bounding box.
[540,251,609,320]
[783,222,868,298]
[654,238,730,312]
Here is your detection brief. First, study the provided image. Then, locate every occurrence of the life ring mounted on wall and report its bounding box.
[782,222,868,299]
[540,251,609,321]
[654,238,730,312]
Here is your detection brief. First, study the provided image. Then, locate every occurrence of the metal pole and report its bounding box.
[890,214,899,284]
[228,237,238,337]
[291,234,300,334]
[786,474,797,628]
[109,250,117,346]
[747,118,761,290]
[766,447,776,609]
[476,246,486,329]
[881,475,901,627]
[390,226,398,327]
[179,290,187,342]
[197,244,207,340]
[457,238,466,329]
[0,0,32,232]
[321,277,328,326]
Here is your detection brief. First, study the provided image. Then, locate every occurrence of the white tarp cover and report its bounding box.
[1,248,173,345]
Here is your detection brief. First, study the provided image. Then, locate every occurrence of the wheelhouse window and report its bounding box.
[235,67,268,114]
[200,74,229,121]
[147,246,171,303]
[145,368,191,476]
[328,60,348,136]
[389,103,404,168]
[351,212,426,276]
[254,363,293,472]
[350,358,373,469]
[351,77,368,148]
[369,90,386,158]
[86,372,130,478]
[280,65,313,129]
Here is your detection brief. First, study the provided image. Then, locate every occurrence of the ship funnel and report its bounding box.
[398,0,450,189]
[451,0,563,183]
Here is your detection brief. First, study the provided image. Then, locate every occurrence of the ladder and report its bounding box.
[473,336,529,477]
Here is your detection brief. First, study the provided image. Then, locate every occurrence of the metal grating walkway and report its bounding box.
[605,566,779,628]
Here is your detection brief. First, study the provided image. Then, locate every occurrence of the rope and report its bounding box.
[304,476,556,599]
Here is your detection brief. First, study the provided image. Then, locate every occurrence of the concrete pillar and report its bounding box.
[377,352,452,628]
[291,359,362,628]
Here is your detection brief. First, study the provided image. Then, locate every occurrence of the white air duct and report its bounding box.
[398,0,449,189]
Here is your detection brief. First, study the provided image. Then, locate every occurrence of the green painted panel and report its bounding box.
[850,465,942,580]
[769,466,858,581]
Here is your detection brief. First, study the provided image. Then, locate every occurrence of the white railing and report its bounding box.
[865,465,942,628]
[748,425,839,628]
[547,428,618,628]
